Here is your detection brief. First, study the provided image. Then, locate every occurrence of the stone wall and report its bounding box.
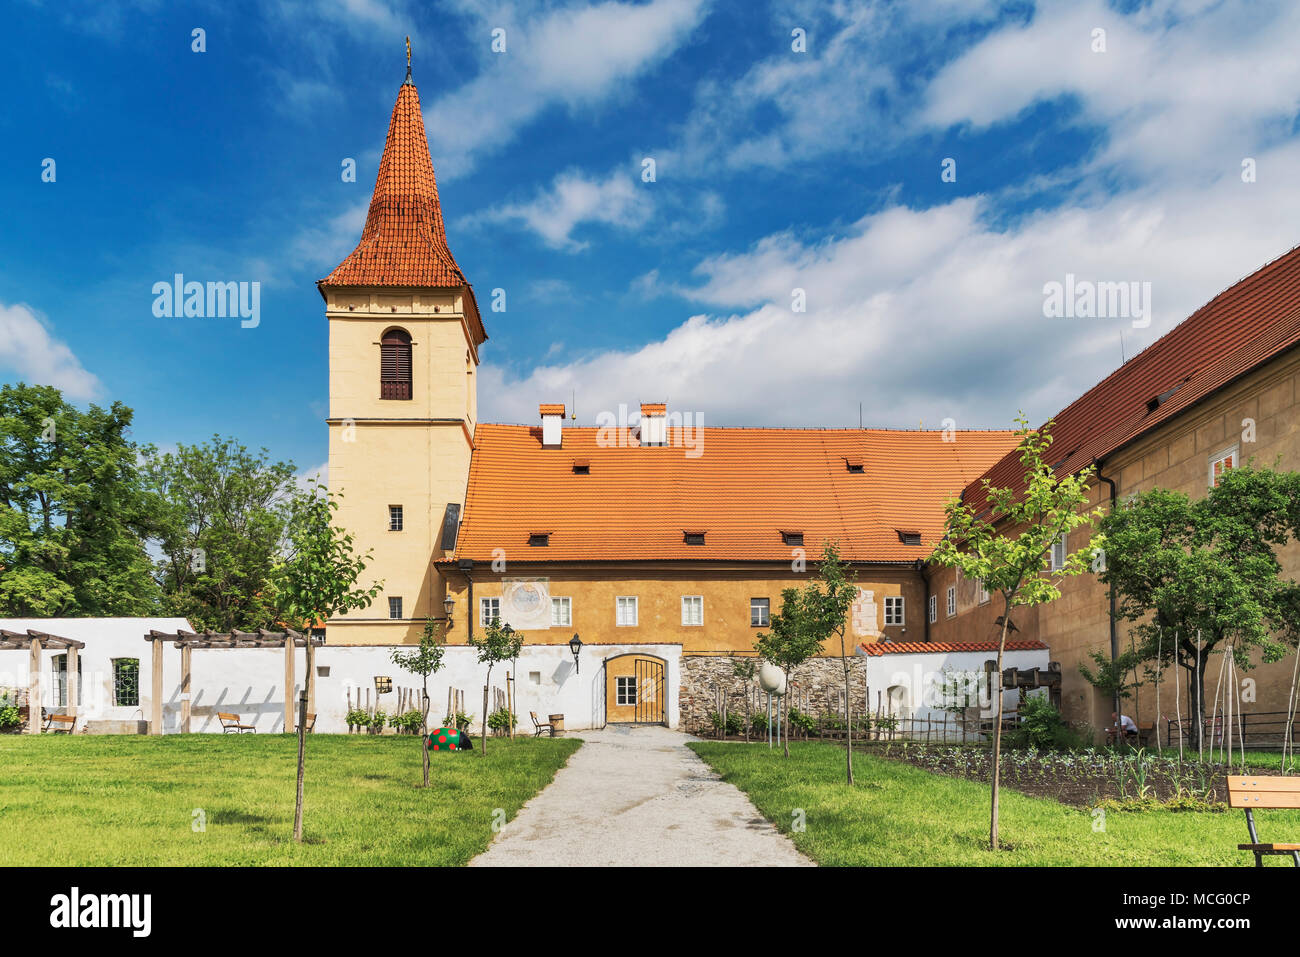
[679,655,869,735]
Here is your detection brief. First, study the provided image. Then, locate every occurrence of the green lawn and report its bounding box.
[689,741,1300,866]
[0,734,580,865]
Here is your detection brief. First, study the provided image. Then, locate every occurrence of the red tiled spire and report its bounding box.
[319,75,485,344]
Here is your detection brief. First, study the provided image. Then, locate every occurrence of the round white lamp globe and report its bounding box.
[758,661,786,696]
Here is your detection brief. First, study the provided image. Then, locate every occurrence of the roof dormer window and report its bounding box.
[846,457,864,473]
[897,530,922,546]
[781,531,804,547]
[571,459,590,475]
[683,531,706,546]
[528,533,550,547]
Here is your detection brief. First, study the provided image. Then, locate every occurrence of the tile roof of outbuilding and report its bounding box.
[449,425,1019,563]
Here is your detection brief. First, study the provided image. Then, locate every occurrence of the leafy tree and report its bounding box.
[391,619,447,787]
[140,436,297,630]
[275,481,383,630]
[932,416,1102,851]
[731,656,757,742]
[755,586,829,758]
[0,383,156,616]
[273,480,382,842]
[1099,463,1300,754]
[469,618,524,756]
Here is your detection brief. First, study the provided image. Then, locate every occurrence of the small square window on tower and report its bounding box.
[389,505,403,531]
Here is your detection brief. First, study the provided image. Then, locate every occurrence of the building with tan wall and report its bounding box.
[929,248,1300,740]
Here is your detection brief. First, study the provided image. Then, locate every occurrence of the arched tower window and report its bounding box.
[380,328,412,400]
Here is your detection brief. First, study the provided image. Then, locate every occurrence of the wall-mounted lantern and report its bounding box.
[443,596,456,629]
[569,634,583,674]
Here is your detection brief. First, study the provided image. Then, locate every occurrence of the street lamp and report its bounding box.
[569,634,583,674]
[443,596,455,628]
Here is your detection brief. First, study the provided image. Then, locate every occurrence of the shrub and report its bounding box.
[388,710,424,734]
[707,710,744,735]
[487,708,517,734]
[443,711,472,731]
[1008,696,1080,750]
[345,708,368,729]
[368,710,388,733]
[787,708,817,736]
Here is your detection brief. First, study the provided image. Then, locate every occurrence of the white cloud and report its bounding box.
[478,137,1300,431]
[288,199,369,272]
[921,0,1300,183]
[468,169,650,250]
[296,460,329,491]
[427,0,710,177]
[0,302,102,401]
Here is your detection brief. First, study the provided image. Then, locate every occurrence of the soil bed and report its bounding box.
[869,743,1286,807]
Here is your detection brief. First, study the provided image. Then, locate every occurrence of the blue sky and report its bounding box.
[6,0,1300,479]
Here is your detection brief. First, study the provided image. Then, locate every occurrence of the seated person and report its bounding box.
[1108,711,1138,742]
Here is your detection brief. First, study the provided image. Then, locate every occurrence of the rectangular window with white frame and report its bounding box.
[388,505,403,531]
[946,586,956,618]
[884,595,904,627]
[480,596,501,627]
[681,595,703,626]
[1050,531,1068,571]
[1209,445,1238,488]
[551,596,571,627]
[751,597,770,627]
[616,596,638,627]
[616,675,637,706]
[978,579,990,604]
[928,594,937,623]
[388,596,403,619]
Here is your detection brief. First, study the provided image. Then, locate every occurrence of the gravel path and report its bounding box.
[470,725,813,867]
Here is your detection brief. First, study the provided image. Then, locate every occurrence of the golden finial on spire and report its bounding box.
[406,36,411,67]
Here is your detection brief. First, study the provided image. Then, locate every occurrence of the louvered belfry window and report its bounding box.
[380,328,413,400]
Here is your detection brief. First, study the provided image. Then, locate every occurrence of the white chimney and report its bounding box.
[540,403,564,447]
[640,402,666,446]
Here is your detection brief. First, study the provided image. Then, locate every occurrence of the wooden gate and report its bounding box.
[604,654,667,726]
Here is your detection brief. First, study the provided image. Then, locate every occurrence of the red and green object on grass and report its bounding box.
[427,727,460,752]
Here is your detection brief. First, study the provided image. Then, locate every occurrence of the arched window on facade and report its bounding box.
[380,328,412,400]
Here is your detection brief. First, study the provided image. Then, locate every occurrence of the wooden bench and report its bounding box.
[43,713,76,734]
[1228,775,1300,867]
[530,711,553,737]
[303,713,316,733]
[1105,723,1156,748]
[218,712,256,734]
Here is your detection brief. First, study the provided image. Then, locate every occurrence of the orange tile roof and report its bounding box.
[964,242,1300,514]
[858,640,1047,656]
[319,78,485,345]
[449,426,1018,563]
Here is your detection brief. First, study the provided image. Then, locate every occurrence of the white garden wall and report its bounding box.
[0,618,680,733]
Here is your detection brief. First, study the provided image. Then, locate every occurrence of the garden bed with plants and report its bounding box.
[879,742,1295,810]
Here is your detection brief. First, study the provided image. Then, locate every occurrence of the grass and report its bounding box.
[0,734,581,865]
[689,740,1300,866]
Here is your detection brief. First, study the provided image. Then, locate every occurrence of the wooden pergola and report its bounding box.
[0,629,86,734]
[144,628,320,735]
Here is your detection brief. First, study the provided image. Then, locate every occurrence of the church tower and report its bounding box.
[318,55,486,646]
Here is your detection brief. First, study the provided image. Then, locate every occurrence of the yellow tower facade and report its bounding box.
[318,71,486,646]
